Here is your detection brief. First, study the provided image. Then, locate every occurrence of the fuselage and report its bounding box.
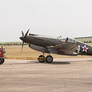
[23,35,62,47]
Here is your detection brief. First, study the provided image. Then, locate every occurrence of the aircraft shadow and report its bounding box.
[5,61,70,65]
[88,60,92,62]
[52,61,70,64]
[35,61,70,65]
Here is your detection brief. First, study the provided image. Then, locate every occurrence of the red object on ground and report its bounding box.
[0,48,3,57]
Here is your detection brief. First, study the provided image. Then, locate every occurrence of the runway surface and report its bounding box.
[1,57,92,92]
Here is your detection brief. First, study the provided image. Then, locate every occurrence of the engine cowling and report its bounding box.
[29,44,46,52]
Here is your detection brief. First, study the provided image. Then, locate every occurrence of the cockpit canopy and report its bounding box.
[65,38,76,43]
[59,37,77,43]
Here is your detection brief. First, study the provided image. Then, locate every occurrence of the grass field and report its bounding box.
[76,37,92,43]
[5,46,41,60]
[3,45,92,60]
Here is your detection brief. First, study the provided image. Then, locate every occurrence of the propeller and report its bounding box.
[20,28,30,50]
[21,31,25,49]
[22,41,24,49]
[22,31,24,37]
[24,28,30,37]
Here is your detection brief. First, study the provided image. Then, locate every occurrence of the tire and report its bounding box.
[46,55,53,63]
[0,58,5,65]
[38,55,45,63]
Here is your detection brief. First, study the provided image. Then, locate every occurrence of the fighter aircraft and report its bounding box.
[20,29,92,63]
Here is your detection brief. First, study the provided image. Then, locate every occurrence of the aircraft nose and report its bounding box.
[20,37,24,41]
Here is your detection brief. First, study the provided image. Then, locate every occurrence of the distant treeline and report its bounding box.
[0,42,27,46]
[75,36,92,39]
[83,40,92,43]
[75,36,92,43]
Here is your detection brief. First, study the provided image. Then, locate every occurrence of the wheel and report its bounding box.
[38,55,45,63]
[46,55,53,63]
[0,58,5,65]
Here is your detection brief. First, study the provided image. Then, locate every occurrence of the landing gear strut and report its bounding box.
[38,55,53,63]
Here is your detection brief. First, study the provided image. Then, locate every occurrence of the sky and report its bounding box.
[0,0,92,42]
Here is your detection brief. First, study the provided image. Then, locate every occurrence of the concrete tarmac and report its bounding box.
[1,58,92,92]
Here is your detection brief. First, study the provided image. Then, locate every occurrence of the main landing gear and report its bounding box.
[38,55,53,63]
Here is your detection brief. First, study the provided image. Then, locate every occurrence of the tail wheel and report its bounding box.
[38,55,45,63]
[46,55,53,63]
[0,58,5,65]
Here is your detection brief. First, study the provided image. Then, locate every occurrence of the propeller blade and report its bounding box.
[22,41,24,49]
[22,31,24,37]
[25,28,30,37]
